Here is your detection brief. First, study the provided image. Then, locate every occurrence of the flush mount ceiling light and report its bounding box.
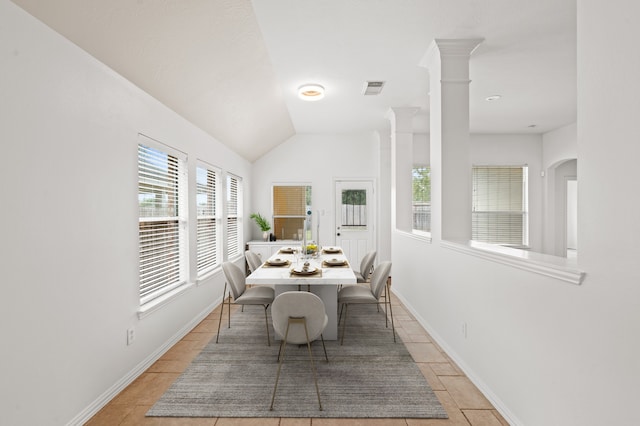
[485,95,502,101]
[298,84,325,101]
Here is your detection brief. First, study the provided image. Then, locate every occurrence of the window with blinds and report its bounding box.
[412,166,431,232]
[226,174,242,258]
[196,164,220,276]
[138,141,187,305]
[472,165,529,247]
[273,185,311,240]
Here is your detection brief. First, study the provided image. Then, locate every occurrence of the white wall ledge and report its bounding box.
[137,282,195,319]
[395,229,433,244]
[441,240,585,285]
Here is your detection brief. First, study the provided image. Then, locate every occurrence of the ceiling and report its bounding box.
[11,0,576,163]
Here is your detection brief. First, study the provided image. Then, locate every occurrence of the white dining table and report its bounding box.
[245,246,357,340]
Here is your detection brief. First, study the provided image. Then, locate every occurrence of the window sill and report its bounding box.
[137,282,195,319]
[196,265,223,286]
[441,240,585,285]
[396,229,433,244]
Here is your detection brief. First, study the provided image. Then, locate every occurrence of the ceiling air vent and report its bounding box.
[363,81,385,96]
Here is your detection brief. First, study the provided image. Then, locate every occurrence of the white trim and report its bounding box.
[196,265,223,286]
[441,240,585,285]
[137,282,195,319]
[66,297,223,426]
[392,288,522,426]
[396,228,433,244]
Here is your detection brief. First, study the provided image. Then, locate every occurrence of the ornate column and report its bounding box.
[421,39,483,241]
[387,107,419,232]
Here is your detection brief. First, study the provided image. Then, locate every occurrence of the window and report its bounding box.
[472,165,529,247]
[138,140,187,305]
[226,174,242,258]
[340,189,366,229]
[273,185,311,240]
[412,166,431,232]
[196,163,221,276]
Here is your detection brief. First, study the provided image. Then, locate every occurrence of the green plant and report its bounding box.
[250,213,271,232]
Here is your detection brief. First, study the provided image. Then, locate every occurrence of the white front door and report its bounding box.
[334,180,375,267]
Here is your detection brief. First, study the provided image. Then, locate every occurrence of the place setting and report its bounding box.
[278,247,297,254]
[322,246,342,254]
[322,258,349,268]
[290,261,321,276]
[262,257,291,267]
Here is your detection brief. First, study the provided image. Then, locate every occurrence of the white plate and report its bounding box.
[325,258,346,266]
[291,266,319,275]
[267,258,287,266]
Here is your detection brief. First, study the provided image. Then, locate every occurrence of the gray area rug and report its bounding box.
[147,303,448,418]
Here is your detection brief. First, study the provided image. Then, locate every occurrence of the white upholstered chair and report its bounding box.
[270,291,328,411]
[338,261,394,345]
[245,250,262,274]
[216,262,274,346]
[353,250,376,283]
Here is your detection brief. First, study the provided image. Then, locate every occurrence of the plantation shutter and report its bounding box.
[472,166,528,246]
[138,142,187,304]
[226,174,241,258]
[196,164,220,275]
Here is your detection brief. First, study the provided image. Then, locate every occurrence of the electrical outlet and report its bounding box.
[127,328,135,345]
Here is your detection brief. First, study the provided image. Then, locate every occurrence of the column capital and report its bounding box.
[419,38,484,69]
[386,107,420,134]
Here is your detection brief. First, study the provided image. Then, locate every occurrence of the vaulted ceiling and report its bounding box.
[11,0,576,162]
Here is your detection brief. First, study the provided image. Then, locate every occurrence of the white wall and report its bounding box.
[413,133,430,165]
[542,123,578,255]
[390,3,640,425]
[250,132,388,260]
[0,2,251,424]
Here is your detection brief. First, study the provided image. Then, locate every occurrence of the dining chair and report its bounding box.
[216,262,275,346]
[270,291,328,411]
[354,250,376,283]
[245,250,262,274]
[338,261,394,345]
[352,250,382,310]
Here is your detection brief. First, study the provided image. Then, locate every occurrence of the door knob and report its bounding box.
[337,233,341,236]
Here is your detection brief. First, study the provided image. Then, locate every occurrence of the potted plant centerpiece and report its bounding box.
[250,213,271,241]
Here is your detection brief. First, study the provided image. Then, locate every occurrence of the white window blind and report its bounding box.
[196,164,220,276]
[138,141,187,305]
[226,174,242,258]
[412,166,431,232]
[472,166,528,246]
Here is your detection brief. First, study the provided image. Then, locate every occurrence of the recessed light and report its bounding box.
[485,95,501,101]
[298,84,325,101]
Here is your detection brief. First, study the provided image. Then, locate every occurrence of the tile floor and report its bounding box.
[87,292,509,426]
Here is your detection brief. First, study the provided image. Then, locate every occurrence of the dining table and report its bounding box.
[245,245,357,340]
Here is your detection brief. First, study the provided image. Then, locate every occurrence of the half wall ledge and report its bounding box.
[441,240,586,285]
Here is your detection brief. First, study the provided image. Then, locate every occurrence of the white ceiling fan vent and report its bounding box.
[363,81,385,96]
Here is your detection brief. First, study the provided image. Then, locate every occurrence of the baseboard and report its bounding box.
[391,289,522,426]
[66,296,223,426]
